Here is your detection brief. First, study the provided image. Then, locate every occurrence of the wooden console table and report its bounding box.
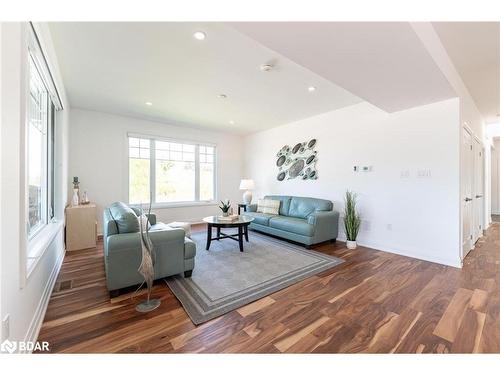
[65,204,97,251]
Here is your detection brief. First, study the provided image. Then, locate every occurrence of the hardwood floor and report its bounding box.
[36,223,500,353]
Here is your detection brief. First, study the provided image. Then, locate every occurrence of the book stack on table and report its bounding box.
[217,215,239,222]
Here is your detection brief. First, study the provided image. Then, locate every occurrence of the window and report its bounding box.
[128,136,216,205]
[27,54,56,238]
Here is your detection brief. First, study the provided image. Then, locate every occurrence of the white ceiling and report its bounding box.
[232,22,456,113]
[49,22,496,134]
[432,22,500,124]
[48,22,363,134]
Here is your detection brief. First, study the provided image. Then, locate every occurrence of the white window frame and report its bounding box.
[22,24,63,280]
[127,133,218,208]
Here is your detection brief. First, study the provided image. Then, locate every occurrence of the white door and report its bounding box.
[473,140,484,242]
[462,128,474,258]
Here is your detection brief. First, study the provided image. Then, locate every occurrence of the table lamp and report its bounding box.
[239,179,255,205]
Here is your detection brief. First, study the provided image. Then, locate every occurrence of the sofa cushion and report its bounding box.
[269,216,314,237]
[244,211,276,226]
[150,222,170,231]
[256,199,280,215]
[264,195,292,216]
[109,202,139,234]
[288,197,333,219]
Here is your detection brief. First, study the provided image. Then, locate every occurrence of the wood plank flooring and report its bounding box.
[36,223,500,353]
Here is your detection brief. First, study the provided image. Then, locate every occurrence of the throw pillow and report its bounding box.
[257,199,280,215]
[109,202,140,233]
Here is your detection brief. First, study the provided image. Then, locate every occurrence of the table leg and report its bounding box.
[217,227,221,240]
[238,226,244,252]
[244,224,249,242]
[206,224,212,250]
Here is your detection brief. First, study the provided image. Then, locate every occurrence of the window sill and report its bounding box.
[26,220,63,278]
[130,201,219,210]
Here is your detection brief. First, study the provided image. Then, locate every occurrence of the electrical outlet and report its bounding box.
[2,314,10,340]
[362,166,373,172]
[353,166,359,172]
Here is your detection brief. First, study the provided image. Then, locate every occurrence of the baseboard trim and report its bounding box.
[337,235,462,269]
[22,245,65,353]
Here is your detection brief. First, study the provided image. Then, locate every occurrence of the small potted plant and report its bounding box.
[343,190,361,249]
[219,200,231,217]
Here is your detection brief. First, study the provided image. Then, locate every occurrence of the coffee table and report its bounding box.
[203,215,255,252]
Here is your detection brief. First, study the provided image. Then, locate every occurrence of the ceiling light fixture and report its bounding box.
[260,64,274,72]
[145,102,153,106]
[308,86,316,92]
[193,31,206,40]
[229,120,235,125]
[218,94,227,99]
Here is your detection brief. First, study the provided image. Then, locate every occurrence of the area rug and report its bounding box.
[165,230,344,324]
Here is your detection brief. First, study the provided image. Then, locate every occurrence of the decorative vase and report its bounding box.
[222,211,229,217]
[71,188,79,206]
[346,240,357,249]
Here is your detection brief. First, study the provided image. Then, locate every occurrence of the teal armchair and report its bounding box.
[103,202,195,296]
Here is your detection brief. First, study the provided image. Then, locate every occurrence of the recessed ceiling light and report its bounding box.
[308,86,316,92]
[229,120,235,125]
[193,31,206,40]
[260,64,274,72]
[145,102,153,106]
[218,94,227,99]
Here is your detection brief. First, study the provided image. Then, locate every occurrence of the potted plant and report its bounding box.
[343,190,361,249]
[219,200,231,217]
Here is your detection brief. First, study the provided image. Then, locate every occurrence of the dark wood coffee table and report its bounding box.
[203,215,254,252]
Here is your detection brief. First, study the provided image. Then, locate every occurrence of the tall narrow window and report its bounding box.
[128,137,151,204]
[199,145,215,201]
[128,135,216,205]
[27,55,49,237]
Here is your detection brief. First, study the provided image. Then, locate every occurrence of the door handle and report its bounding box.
[475,195,483,198]
[465,197,473,202]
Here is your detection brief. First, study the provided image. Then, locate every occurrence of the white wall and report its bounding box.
[69,108,244,233]
[0,23,69,349]
[411,22,489,245]
[244,99,461,267]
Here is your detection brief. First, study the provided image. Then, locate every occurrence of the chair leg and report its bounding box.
[109,289,120,299]
[184,270,193,278]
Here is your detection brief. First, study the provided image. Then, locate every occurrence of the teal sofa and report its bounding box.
[103,202,196,296]
[245,195,339,248]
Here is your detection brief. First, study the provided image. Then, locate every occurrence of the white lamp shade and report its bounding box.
[239,179,255,190]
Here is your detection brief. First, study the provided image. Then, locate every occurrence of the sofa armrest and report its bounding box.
[130,207,157,225]
[183,237,197,260]
[106,228,184,256]
[146,213,157,225]
[248,204,258,212]
[307,211,340,240]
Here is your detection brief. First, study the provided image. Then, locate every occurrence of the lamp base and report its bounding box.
[242,190,252,205]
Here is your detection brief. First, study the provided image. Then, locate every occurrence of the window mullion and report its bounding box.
[150,139,156,204]
[195,145,200,201]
